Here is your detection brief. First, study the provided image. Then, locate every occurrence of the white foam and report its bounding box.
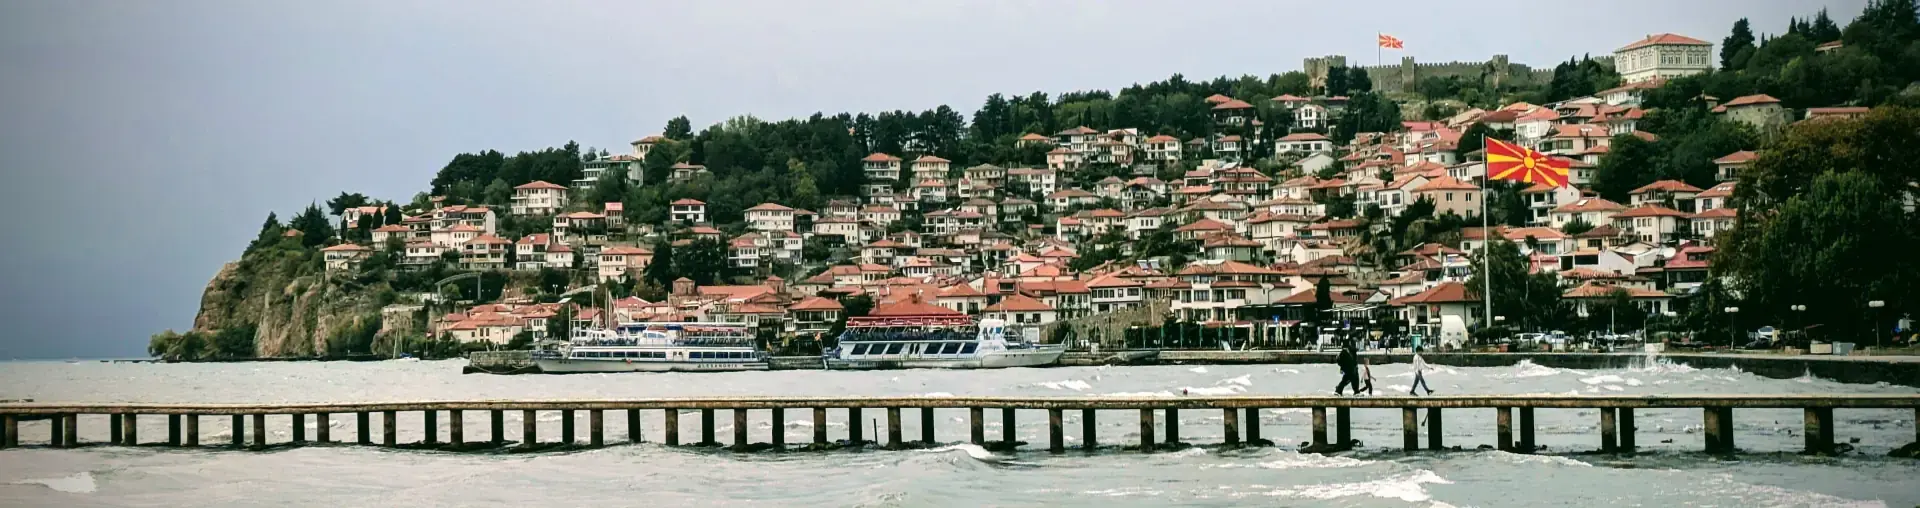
[1034,380,1092,391]
[1261,470,1452,502]
[785,420,846,429]
[1624,378,1645,386]
[1256,453,1372,469]
[1579,374,1625,385]
[922,392,955,397]
[1219,374,1253,386]
[1603,385,1624,392]
[11,472,96,494]
[1105,391,1178,397]
[1504,360,1564,378]
[925,443,997,461]
[1181,385,1247,396]
[1482,450,1591,467]
[1188,367,1209,373]
[1273,368,1302,374]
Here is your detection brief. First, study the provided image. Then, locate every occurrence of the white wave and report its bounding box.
[11,472,96,494]
[1256,453,1372,469]
[1104,391,1177,397]
[784,420,846,429]
[1700,473,1886,508]
[922,392,955,397]
[1603,385,1624,392]
[1082,488,1165,497]
[1624,378,1645,386]
[925,443,997,461]
[1188,367,1209,373]
[1181,385,1247,396]
[1169,447,1208,457]
[1034,380,1092,391]
[1261,470,1452,502]
[1273,368,1302,374]
[1218,374,1253,386]
[1502,360,1564,378]
[1481,450,1591,467]
[1579,374,1625,385]
[1386,384,1412,392]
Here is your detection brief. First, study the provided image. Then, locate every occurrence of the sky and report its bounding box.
[0,0,1865,359]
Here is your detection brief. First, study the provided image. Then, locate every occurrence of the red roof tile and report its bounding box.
[1618,33,1711,52]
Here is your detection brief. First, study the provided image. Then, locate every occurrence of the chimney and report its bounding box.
[766,275,786,295]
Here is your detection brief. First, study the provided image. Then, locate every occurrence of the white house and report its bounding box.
[1275,132,1333,154]
[1613,33,1712,83]
[669,199,706,223]
[745,202,796,232]
[597,245,653,282]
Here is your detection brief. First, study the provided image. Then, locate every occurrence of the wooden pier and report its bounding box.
[2,395,1916,456]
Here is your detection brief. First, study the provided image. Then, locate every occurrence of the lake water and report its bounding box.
[2,358,1917,507]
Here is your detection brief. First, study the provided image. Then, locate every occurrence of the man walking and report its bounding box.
[1333,341,1360,395]
[1409,347,1435,396]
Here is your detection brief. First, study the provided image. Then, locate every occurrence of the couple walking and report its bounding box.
[1333,342,1434,396]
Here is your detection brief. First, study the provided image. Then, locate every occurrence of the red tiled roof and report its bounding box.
[320,243,371,252]
[1414,175,1479,192]
[670,199,705,206]
[1562,281,1670,299]
[788,296,844,311]
[1212,99,1255,110]
[1613,205,1691,218]
[1714,151,1757,164]
[1203,94,1234,104]
[1019,133,1050,141]
[1630,180,1703,194]
[913,155,951,163]
[1388,282,1476,305]
[746,202,793,212]
[513,180,567,190]
[1552,197,1626,213]
[1691,207,1738,219]
[1722,94,1781,108]
[862,152,902,162]
[1618,33,1711,52]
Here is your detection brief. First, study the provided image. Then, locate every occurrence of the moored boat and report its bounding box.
[822,297,1065,370]
[532,322,768,373]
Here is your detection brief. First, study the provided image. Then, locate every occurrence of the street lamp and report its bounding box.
[1724,307,1741,348]
[1869,300,1886,348]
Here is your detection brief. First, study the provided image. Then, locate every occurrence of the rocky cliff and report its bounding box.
[191,247,391,357]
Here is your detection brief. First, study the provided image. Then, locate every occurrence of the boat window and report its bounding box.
[885,343,905,355]
[941,342,961,355]
[961,343,978,354]
[852,344,869,355]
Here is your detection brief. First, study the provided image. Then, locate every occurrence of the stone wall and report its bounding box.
[1303,54,1604,94]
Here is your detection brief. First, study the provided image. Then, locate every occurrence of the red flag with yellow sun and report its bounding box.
[1484,138,1570,187]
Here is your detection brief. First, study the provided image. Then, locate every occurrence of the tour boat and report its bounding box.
[532,322,768,373]
[823,313,1066,370]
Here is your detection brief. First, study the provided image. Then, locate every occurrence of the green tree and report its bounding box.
[1561,218,1595,236]
[1468,239,1567,333]
[1592,134,1660,202]
[288,203,335,247]
[672,238,730,285]
[1721,18,1756,69]
[249,212,284,251]
[548,305,574,342]
[212,325,257,358]
[325,192,371,217]
[664,115,694,140]
[643,240,676,287]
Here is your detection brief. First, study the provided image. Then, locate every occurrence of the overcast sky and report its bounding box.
[0,0,1863,358]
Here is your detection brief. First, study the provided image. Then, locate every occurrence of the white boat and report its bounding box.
[533,322,769,373]
[824,315,1066,370]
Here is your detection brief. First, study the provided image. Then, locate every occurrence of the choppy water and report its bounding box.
[2,359,1917,507]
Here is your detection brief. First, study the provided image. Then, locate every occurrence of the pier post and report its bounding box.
[1222,408,1240,446]
[316,413,329,443]
[110,413,122,445]
[1426,408,1443,450]
[124,414,139,445]
[292,413,305,444]
[46,415,59,447]
[1803,408,1833,454]
[920,408,934,445]
[522,410,537,447]
[590,409,604,447]
[1139,408,1155,450]
[1619,408,1635,451]
[1001,408,1015,445]
[168,414,181,446]
[230,415,242,447]
[185,415,198,446]
[254,414,267,448]
[422,411,434,445]
[1518,407,1535,451]
[1496,407,1512,451]
[885,408,902,447]
[813,408,827,445]
[1600,408,1618,452]
[1245,408,1261,443]
[1082,409,1097,450]
[664,409,679,446]
[562,410,575,445]
[1402,408,1419,451]
[1048,409,1064,453]
[627,409,642,444]
[63,414,77,447]
[1164,408,1179,445]
[379,412,392,447]
[1703,407,1724,453]
[737,409,752,448]
[1,414,13,448]
[968,408,984,445]
[1311,407,1328,448]
[1335,407,1351,446]
[450,410,463,446]
[356,412,369,445]
[701,409,715,446]
[771,408,784,448]
[490,410,503,444]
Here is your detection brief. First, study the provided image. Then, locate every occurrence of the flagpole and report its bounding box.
[1482,135,1493,341]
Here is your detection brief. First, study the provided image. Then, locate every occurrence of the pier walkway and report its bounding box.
[3,395,1916,456]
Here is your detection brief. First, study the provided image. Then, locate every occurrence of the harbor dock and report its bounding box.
[3,395,1916,456]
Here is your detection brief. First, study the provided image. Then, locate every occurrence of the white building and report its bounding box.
[510,181,568,216]
[745,202,796,232]
[669,199,706,223]
[1614,33,1712,83]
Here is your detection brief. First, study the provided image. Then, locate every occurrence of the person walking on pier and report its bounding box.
[1408,348,1435,396]
[1360,359,1376,396]
[1333,342,1360,395]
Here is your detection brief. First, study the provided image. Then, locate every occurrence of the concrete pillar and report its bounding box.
[1311,407,1328,447]
[1,414,13,448]
[1518,408,1535,451]
[1803,408,1833,455]
[1001,408,1016,444]
[1402,408,1419,451]
[523,410,537,446]
[421,411,434,445]
[664,409,679,446]
[378,412,392,447]
[1335,407,1351,445]
[356,412,369,445]
[848,408,862,444]
[254,413,267,448]
[771,408,784,448]
[1081,409,1097,450]
[1048,409,1064,453]
[292,414,305,444]
[126,414,139,446]
[491,410,504,444]
[701,409,716,446]
[1702,407,1723,453]
[813,408,827,445]
[450,410,463,446]
[920,408,935,444]
[627,409,642,444]
[62,414,77,448]
[885,408,903,447]
[110,413,122,445]
[562,410,575,445]
[185,415,198,447]
[231,414,243,447]
[1600,408,1618,452]
[1245,408,1263,443]
[1496,407,1513,451]
[1164,408,1179,445]
[736,409,752,447]
[1222,408,1240,446]
[316,413,329,443]
[168,414,181,446]
[591,410,605,447]
[1426,408,1443,450]
[1139,408,1155,450]
[968,408,984,445]
[1619,408,1635,451]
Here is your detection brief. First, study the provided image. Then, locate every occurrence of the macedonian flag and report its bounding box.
[1484,138,1570,187]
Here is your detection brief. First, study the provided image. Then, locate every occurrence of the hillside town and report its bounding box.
[230,20,1916,359]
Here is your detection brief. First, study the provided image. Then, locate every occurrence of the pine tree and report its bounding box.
[249,212,283,251]
[1722,18,1756,69]
[664,116,693,141]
